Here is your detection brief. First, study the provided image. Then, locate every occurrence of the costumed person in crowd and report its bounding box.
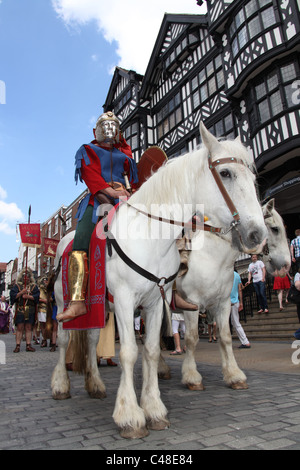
[37,276,49,347]
[0,295,10,334]
[10,268,40,352]
[48,275,58,352]
[97,311,118,366]
[245,254,269,313]
[56,111,138,323]
[230,269,250,349]
[273,273,291,311]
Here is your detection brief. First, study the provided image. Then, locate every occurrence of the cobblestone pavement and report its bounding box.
[1,332,300,452]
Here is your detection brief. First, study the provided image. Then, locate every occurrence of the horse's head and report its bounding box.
[200,122,267,254]
[262,199,291,277]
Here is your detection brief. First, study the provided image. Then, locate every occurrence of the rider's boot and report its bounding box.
[56,251,89,322]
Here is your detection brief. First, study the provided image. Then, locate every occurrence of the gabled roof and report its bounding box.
[140,13,207,100]
[103,67,143,111]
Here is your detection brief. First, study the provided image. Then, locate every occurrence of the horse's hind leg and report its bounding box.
[85,329,106,399]
[141,305,170,431]
[181,310,204,391]
[51,325,71,400]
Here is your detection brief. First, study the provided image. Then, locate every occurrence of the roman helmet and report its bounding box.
[94,111,120,144]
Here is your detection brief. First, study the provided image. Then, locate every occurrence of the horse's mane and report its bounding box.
[131,136,254,210]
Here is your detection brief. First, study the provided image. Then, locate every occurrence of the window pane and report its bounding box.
[238,26,248,48]
[267,71,278,92]
[255,82,266,99]
[175,107,182,124]
[232,37,239,57]
[224,114,233,132]
[200,83,208,102]
[163,118,169,134]
[174,92,181,107]
[215,120,224,136]
[259,0,272,7]
[193,91,200,108]
[281,63,296,82]
[206,60,214,77]
[270,90,283,114]
[217,69,225,88]
[169,112,175,129]
[199,69,206,84]
[284,84,296,108]
[236,9,245,28]
[208,77,217,95]
[158,124,163,139]
[245,0,256,18]
[249,16,261,38]
[191,76,198,91]
[259,98,270,122]
[262,6,276,29]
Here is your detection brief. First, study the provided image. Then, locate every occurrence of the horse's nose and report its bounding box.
[248,228,266,247]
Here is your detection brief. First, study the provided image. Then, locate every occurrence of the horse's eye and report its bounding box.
[271,226,279,235]
[220,169,231,178]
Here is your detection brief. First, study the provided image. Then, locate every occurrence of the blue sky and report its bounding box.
[0,0,206,263]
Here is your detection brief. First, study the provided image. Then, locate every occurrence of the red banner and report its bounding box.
[43,238,59,258]
[19,223,41,247]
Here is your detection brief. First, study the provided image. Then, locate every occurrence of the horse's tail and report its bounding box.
[72,330,88,374]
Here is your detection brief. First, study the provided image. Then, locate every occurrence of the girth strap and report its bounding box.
[106,229,178,299]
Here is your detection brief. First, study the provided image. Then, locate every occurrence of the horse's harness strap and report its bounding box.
[208,154,241,223]
[126,203,222,234]
[105,228,178,299]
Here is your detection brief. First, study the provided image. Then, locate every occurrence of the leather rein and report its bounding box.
[104,153,247,300]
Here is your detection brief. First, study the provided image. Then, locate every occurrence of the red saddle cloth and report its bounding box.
[62,205,118,331]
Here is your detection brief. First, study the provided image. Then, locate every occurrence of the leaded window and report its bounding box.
[157,92,182,140]
[247,59,299,128]
[229,0,277,57]
[191,55,224,110]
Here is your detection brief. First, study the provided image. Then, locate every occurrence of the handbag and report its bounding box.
[287,284,300,304]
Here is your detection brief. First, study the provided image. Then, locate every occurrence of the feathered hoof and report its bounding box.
[158,371,171,380]
[52,391,71,400]
[120,425,149,439]
[186,382,205,391]
[147,417,170,431]
[88,390,107,399]
[230,381,249,390]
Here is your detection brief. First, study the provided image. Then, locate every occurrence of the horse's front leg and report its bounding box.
[141,302,170,431]
[51,324,71,400]
[85,329,106,399]
[181,310,204,391]
[112,300,148,439]
[215,302,248,390]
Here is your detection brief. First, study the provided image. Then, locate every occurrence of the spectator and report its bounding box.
[0,295,9,334]
[291,229,300,274]
[245,254,269,313]
[230,270,251,349]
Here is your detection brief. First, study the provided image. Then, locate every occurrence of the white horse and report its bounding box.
[51,122,267,439]
[159,199,290,391]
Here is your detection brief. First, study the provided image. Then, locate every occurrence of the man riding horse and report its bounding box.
[56,111,139,323]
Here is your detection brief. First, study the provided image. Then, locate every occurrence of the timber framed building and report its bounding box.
[103,0,300,240]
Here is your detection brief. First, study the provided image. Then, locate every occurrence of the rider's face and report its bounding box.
[95,120,118,143]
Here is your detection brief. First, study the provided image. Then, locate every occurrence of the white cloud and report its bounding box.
[52,0,206,74]
[0,184,7,200]
[0,189,25,235]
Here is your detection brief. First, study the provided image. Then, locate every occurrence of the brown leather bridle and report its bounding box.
[126,154,248,235]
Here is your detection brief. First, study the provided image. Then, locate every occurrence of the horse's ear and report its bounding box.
[263,198,275,218]
[200,121,222,154]
[235,134,241,143]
